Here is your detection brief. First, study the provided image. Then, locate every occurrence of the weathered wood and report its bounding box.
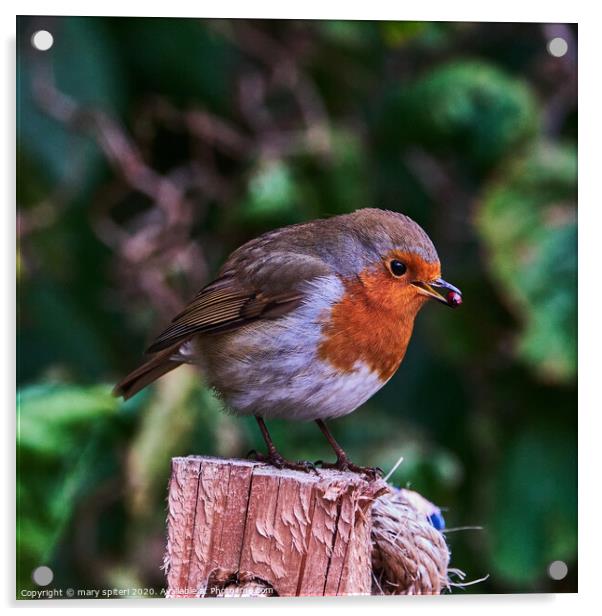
[165,456,388,598]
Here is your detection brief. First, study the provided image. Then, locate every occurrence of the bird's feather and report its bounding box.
[112,342,185,399]
[145,251,331,353]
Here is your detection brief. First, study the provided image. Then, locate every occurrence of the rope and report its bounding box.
[371,488,450,595]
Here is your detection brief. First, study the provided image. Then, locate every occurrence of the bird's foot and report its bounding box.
[247,449,318,474]
[315,457,384,481]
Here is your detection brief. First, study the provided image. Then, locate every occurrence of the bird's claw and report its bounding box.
[296,460,319,474]
[248,450,318,474]
[315,458,384,481]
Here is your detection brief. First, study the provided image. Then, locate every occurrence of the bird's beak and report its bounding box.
[411,278,462,308]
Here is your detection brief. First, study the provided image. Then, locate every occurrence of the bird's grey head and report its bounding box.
[318,208,440,277]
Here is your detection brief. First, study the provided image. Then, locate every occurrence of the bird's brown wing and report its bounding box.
[145,251,331,353]
[114,249,331,400]
[145,278,303,352]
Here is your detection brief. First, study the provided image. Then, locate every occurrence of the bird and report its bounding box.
[114,208,462,477]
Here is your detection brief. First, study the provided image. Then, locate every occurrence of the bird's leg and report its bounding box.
[314,419,383,480]
[248,416,317,473]
[253,416,281,461]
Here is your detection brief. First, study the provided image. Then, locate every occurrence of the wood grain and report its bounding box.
[165,456,388,597]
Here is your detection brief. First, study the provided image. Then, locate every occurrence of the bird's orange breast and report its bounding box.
[317,268,425,382]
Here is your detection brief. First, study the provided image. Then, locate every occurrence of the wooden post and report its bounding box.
[164,456,389,598]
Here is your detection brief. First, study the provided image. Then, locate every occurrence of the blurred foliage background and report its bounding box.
[16,17,577,595]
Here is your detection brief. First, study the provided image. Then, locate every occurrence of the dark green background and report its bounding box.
[17,17,577,595]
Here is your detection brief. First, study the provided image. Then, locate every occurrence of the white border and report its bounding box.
[8,1,581,21]
[4,1,600,614]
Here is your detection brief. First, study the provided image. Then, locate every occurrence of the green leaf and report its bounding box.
[17,383,117,455]
[476,142,577,383]
[489,425,577,585]
[379,21,448,49]
[246,159,297,216]
[318,20,375,48]
[380,60,539,169]
[16,383,119,591]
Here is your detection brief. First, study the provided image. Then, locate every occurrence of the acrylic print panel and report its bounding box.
[16,16,577,599]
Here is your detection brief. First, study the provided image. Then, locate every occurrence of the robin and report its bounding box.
[114,208,461,477]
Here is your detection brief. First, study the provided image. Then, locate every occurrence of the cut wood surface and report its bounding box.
[165,456,389,597]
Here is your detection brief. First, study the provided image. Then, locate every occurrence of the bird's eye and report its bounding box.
[390,260,407,277]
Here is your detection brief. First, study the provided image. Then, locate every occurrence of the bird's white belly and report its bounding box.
[196,275,387,421]
[228,358,384,421]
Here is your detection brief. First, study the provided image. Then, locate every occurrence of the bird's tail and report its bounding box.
[113,344,184,400]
